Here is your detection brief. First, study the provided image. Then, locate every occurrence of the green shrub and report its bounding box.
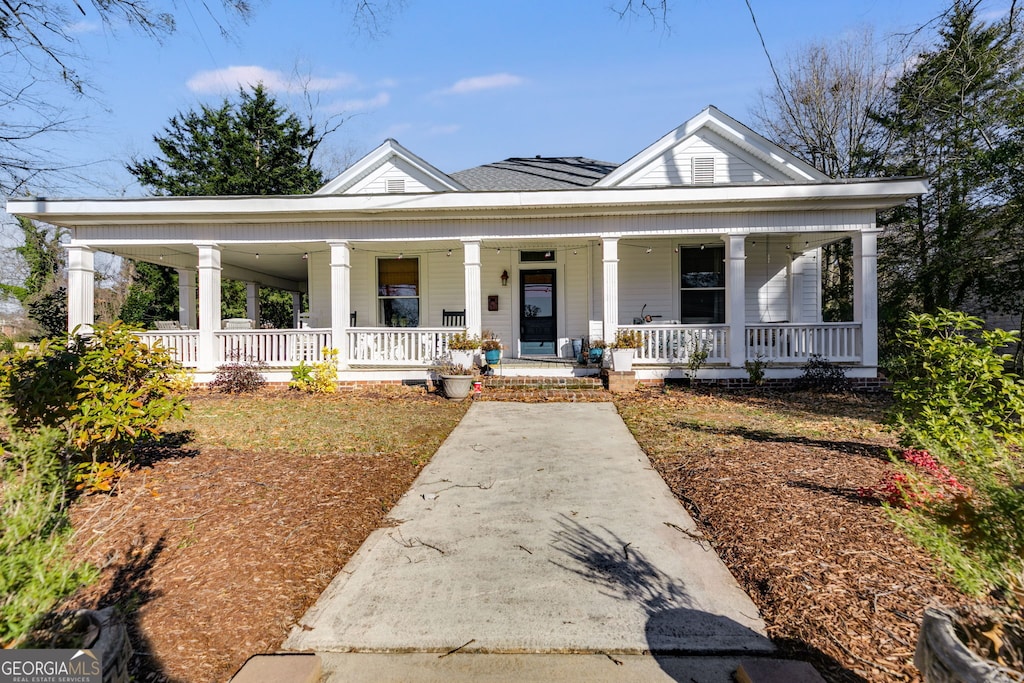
[794,354,851,392]
[744,355,768,386]
[0,321,189,465]
[889,309,1024,449]
[873,309,1024,594]
[0,420,98,647]
[289,349,338,393]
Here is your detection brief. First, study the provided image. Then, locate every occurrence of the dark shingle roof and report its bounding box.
[451,157,618,191]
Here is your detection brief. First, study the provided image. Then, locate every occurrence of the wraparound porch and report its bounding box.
[137,321,865,380]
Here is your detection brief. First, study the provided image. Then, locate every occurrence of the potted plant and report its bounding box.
[610,329,643,371]
[481,337,502,365]
[588,339,607,364]
[433,360,477,400]
[446,331,481,369]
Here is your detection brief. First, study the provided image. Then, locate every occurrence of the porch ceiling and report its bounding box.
[109,243,321,291]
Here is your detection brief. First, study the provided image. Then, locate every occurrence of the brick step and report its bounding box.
[483,376,605,390]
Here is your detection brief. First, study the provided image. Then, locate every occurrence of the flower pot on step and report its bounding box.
[611,348,635,372]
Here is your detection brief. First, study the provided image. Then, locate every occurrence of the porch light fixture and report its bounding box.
[544,251,551,258]
[645,248,652,254]
[447,249,452,257]
[496,247,501,254]
[500,270,509,287]
[255,252,260,259]
[700,243,705,250]
[302,252,309,260]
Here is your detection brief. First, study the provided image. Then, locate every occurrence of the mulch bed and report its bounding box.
[616,387,971,682]
[54,386,976,682]
[62,387,464,683]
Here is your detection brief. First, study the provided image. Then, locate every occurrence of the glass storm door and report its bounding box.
[520,269,556,355]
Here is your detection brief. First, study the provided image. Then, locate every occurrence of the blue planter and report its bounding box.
[588,348,604,363]
[484,349,501,364]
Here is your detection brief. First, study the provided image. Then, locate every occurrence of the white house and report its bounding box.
[6,106,928,384]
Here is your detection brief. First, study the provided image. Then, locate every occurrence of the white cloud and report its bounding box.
[440,73,526,95]
[330,92,391,113]
[186,66,356,94]
[66,21,101,35]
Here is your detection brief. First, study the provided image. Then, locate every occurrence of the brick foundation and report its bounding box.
[601,369,638,393]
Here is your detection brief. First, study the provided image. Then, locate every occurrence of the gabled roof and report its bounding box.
[315,138,466,195]
[451,157,618,191]
[596,105,830,187]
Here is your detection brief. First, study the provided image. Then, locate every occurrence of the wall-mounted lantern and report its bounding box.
[500,270,509,287]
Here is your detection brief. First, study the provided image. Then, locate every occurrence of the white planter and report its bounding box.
[450,349,477,369]
[611,348,635,372]
[440,374,474,400]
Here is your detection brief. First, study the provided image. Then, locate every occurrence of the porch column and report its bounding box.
[329,241,351,369]
[176,268,197,329]
[602,236,620,341]
[292,292,303,328]
[724,234,747,368]
[66,244,95,335]
[197,243,222,373]
[853,229,880,368]
[462,239,482,337]
[246,281,260,325]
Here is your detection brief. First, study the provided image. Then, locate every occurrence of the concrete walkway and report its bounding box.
[282,402,778,681]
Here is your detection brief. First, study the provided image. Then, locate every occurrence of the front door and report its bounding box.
[520,269,556,355]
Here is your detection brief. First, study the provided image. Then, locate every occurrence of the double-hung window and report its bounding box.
[680,246,725,323]
[378,258,419,326]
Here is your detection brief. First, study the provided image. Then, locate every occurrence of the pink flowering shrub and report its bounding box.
[859,447,969,509]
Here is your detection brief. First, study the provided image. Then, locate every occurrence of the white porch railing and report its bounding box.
[217,329,333,366]
[625,324,729,364]
[346,327,461,365]
[623,322,861,364]
[745,323,861,363]
[140,322,862,369]
[136,329,333,367]
[137,331,200,367]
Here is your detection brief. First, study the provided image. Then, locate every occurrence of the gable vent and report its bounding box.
[385,178,406,193]
[691,157,716,184]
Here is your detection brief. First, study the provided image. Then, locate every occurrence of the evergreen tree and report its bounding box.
[125,84,327,326]
[870,1,1024,341]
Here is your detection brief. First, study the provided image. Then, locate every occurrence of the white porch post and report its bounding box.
[724,234,747,368]
[602,236,620,342]
[245,281,260,325]
[176,268,197,329]
[292,291,303,328]
[66,244,95,335]
[197,244,222,373]
[853,229,880,368]
[462,239,482,337]
[329,241,351,369]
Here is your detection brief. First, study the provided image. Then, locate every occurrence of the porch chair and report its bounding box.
[222,318,255,330]
[155,320,181,330]
[442,309,466,327]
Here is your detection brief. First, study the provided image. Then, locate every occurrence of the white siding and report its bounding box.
[618,239,676,323]
[425,250,463,327]
[745,240,790,323]
[345,158,442,195]
[481,249,515,343]
[563,244,591,340]
[618,131,784,187]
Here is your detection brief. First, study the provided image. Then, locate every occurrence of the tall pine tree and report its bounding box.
[124,84,327,326]
[870,1,1024,344]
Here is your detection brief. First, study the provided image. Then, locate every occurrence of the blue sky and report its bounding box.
[18,0,1003,195]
